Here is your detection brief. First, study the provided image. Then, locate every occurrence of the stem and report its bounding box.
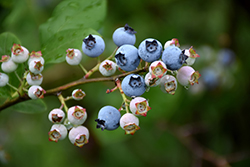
[57,93,68,112]
[15,71,22,82]
[79,64,88,74]
[0,68,147,112]
[115,78,129,113]
[7,83,18,91]
[84,62,100,79]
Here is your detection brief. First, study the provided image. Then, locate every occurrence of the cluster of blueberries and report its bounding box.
[0,24,201,147]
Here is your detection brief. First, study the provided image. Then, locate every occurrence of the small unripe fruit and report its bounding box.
[28,85,46,99]
[0,55,18,73]
[11,44,29,63]
[99,60,117,76]
[177,66,201,86]
[65,48,82,65]
[120,113,140,135]
[149,60,167,79]
[72,89,86,100]
[26,72,43,86]
[29,60,44,74]
[67,106,87,125]
[160,75,178,95]
[48,108,65,123]
[68,126,89,147]
[48,124,67,142]
[129,97,151,116]
[0,72,9,87]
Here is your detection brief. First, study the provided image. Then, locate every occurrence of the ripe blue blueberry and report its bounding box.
[115,44,140,71]
[121,74,146,97]
[200,67,219,90]
[82,34,105,58]
[138,38,162,62]
[95,105,121,131]
[112,24,136,46]
[162,45,188,71]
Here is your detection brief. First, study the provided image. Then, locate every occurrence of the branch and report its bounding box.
[167,123,232,167]
[0,68,147,112]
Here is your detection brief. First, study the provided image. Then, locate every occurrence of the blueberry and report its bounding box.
[82,34,105,57]
[115,44,140,71]
[138,38,162,62]
[112,24,136,46]
[200,67,219,90]
[162,45,188,71]
[95,106,121,131]
[121,74,146,97]
[217,48,236,66]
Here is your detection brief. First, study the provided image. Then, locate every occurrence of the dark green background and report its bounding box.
[0,0,250,166]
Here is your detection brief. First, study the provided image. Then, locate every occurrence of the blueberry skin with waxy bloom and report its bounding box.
[112,24,136,46]
[82,34,105,58]
[115,44,140,71]
[138,38,163,62]
[121,74,146,97]
[95,106,121,131]
[162,45,188,71]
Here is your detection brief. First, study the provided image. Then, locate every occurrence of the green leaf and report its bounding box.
[3,99,47,114]
[42,28,100,64]
[39,0,107,45]
[0,32,21,56]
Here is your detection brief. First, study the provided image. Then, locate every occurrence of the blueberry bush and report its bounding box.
[0,0,250,167]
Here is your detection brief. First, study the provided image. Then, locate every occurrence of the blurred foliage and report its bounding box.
[1,0,250,167]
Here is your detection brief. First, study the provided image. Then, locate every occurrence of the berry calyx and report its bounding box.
[144,72,161,87]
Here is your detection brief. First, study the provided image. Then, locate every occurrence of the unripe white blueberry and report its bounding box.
[164,38,180,49]
[28,85,46,99]
[28,51,44,65]
[129,97,151,117]
[144,72,161,87]
[48,108,65,123]
[120,113,140,135]
[72,89,86,100]
[177,66,201,86]
[160,75,178,95]
[68,125,89,147]
[67,106,87,125]
[48,124,67,142]
[29,59,44,74]
[0,72,9,87]
[0,55,18,73]
[99,60,117,76]
[65,48,82,65]
[149,60,167,79]
[26,72,43,86]
[184,46,200,66]
[11,44,29,63]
